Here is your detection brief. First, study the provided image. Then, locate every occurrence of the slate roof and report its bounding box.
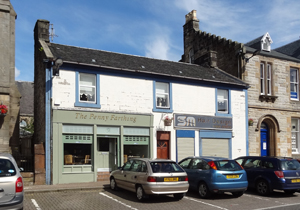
[244,36,300,63]
[274,39,300,59]
[48,43,248,88]
[16,81,34,116]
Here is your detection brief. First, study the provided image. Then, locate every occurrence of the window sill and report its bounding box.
[74,101,101,108]
[259,95,278,103]
[152,108,173,113]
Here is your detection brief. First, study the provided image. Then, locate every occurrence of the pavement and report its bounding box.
[24,180,111,193]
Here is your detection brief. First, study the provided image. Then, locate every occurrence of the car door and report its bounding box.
[114,160,132,189]
[125,160,145,192]
[242,158,261,188]
[178,158,193,186]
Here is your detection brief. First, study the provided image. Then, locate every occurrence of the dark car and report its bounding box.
[178,156,248,198]
[235,156,300,195]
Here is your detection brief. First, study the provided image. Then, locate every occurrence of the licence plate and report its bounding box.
[164,177,178,182]
[291,179,300,183]
[226,175,239,179]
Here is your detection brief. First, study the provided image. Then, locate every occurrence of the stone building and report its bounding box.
[34,19,248,185]
[0,0,21,154]
[181,10,300,158]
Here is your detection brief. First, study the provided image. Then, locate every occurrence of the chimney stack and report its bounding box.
[185,10,198,24]
[34,19,50,43]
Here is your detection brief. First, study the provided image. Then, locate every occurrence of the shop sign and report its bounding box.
[75,112,137,123]
[174,114,232,129]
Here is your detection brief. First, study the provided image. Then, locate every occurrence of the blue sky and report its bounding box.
[10,0,300,82]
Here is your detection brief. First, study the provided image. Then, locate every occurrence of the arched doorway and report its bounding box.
[256,115,280,156]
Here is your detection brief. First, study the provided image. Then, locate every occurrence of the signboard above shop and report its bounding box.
[174,114,232,130]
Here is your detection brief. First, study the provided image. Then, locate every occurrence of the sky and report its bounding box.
[10,0,300,82]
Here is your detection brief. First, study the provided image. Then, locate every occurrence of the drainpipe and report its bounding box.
[45,64,52,185]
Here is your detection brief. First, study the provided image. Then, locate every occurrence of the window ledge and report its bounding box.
[259,95,278,103]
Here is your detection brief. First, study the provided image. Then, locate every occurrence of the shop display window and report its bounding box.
[123,145,148,163]
[64,143,91,165]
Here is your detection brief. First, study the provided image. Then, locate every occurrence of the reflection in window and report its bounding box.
[292,118,299,154]
[79,73,96,102]
[64,143,91,165]
[156,82,170,108]
[217,89,228,113]
[290,68,299,100]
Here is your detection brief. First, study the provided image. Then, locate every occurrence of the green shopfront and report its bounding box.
[52,110,153,184]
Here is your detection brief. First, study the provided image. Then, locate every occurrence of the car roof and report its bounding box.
[235,156,294,160]
[0,153,13,159]
[127,158,176,163]
[180,156,230,162]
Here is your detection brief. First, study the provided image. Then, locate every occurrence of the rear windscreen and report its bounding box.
[0,159,17,177]
[280,159,300,170]
[214,160,243,171]
[150,162,185,173]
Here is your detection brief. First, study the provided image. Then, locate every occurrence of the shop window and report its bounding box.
[123,145,148,163]
[75,72,100,108]
[216,89,229,115]
[290,68,299,100]
[153,81,173,113]
[64,143,91,165]
[292,118,299,154]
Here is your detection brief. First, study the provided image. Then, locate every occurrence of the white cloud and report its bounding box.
[15,67,20,78]
[145,36,170,60]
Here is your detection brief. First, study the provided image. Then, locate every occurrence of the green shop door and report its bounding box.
[97,137,119,172]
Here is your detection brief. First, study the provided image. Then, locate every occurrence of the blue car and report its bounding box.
[178,156,248,198]
[235,156,300,195]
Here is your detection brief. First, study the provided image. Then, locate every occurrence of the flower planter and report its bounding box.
[164,119,172,126]
[0,113,6,117]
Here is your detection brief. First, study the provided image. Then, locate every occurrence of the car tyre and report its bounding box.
[198,182,211,198]
[136,185,146,201]
[232,191,244,197]
[256,179,270,196]
[284,190,296,195]
[110,177,118,190]
[173,193,184,200]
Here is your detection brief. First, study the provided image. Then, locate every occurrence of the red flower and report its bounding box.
[0,104,8,114]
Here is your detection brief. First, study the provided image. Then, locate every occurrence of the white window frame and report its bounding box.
[155,82,170,109]
[79,73,96,103]
[217,89,228,113]
[267,64,272,95]
[292,118,299,154]
[290,68,299,100]
[260,63,265,95]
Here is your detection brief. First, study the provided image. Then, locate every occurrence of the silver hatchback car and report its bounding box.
[0,153,24,210]
[110,158,189,201]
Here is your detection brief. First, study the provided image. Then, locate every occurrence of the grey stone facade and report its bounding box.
[0,0,21,154]
[182,10,300,158]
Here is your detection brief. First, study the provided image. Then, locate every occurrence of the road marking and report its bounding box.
[100,192,138,210]
[253,202,300,210]
[31,199,42,210]
[185,196,229,210]
[243,194,270,201]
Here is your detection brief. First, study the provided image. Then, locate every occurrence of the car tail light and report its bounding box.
[16,177,23,193]
[274,171,284,179]
[235,161,244,169]
[208,161,217,170]
[184,176,188,181]
[147,176,156,182]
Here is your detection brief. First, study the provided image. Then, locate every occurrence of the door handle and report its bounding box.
[0,188,3,192]
[124,175,126,177]
[134,176,137,178]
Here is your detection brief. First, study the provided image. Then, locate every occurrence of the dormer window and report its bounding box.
[261,32,273,52]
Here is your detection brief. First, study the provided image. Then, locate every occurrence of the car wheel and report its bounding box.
[284,190,296,195]
[198,182,211,198]
[136,185,146,201]
[110,177,118,190]
[232,191,244,197]
[173,193,184,200]
[256,179,270,195]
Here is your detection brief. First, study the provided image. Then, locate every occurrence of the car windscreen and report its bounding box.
[0,159,17,177]
[150,162,185,173]
[214,160,243,171]
[280,159,300,170]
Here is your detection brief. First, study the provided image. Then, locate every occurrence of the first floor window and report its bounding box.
[292,118,299,154]
[217,89,228,113]
[79,73,96,103]
[260,62,272,95]
[290,68,299,100]
[156,82,170,108]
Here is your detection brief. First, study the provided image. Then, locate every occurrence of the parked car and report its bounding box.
[178,156,248,198]
[235,156,300,195]
[0,153,24,210]
[110,158,189,201]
